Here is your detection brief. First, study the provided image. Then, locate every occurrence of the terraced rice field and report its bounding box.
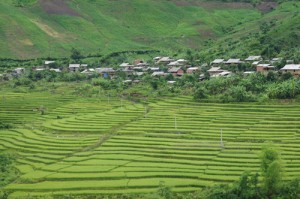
[1,92,300,198]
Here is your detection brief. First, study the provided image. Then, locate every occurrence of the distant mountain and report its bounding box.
[0,0,299,59]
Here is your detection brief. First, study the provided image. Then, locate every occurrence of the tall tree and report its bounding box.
[71,48,83,61]
[261,143,283,199]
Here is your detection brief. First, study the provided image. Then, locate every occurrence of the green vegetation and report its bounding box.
[0,0,300,198]
[200,1,300,60]
[194,72,300,102]
[0,152,18,190]
[5,67,300,104]
[195,143,298,199]
[261,143,282,198]
[0,122,12,129]
[1,0,299,60]
[0,81,299,198]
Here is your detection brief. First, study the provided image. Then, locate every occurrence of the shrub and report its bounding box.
[14,78,32,86]
[268,80,299,99]
[221,86,255,102]
[281,72,293,81]
[92,78,111,90]
[194,84,209,100]
[0,122,12,129]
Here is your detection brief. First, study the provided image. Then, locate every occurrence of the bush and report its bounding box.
[0,122,12,129]
[157,181,172,199]
[221,86,255,102]
[0,152,17,187]
[92,78,111,90]
[14,77,32,86]
[0,191,8,199]
[279,178,300,199]
[194,84,209,100]
[268,80,299,99]
[266,71,278,82]
[281,72,293,81]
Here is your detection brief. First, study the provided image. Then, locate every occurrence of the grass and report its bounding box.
[201,1,300,59]
[0,84,300,197]
[0,0,262,59]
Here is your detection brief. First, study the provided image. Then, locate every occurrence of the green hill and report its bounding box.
[200,1,300,60]
[0,0,299,59]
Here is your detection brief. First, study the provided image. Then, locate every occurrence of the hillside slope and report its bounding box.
[0,0,299,59]
[0,0,261,59]
[200,1,300,60]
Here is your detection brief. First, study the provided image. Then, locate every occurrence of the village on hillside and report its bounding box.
[1,55,300,83]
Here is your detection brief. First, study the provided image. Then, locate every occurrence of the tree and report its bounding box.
[190,143,296,199]
[150,80,159,90]
[194,84,208,100]
[0,152,17,187]
[281,72,293,81]
[185,49,195,66]
[222,85,255,102]
[13,0,35,7]
[14,0,23,7]
[266,71,277,82]
[157,181,172,199]
[165,73,174,81]
[279,178,300,199]
[261,143,283,199]
[231,172,261,199]
[204,71,210,80]
[70,48,83,61]
[268,80,299,99]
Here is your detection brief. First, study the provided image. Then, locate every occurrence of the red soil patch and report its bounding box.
[198,29,215,38]
[39,0,81,17]
[171,0,253,10]
[256,1,278,13]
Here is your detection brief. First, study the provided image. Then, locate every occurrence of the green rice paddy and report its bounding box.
[1,90,300,198]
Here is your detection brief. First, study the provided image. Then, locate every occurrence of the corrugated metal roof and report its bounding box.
[280,64,300,70]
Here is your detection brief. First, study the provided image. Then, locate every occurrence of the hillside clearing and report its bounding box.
[39,0,81,17]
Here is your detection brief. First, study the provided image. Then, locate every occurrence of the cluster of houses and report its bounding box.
[207,56,300,78]
[116,57,200,78]
[3,57,200,79]
[1,55,300,82]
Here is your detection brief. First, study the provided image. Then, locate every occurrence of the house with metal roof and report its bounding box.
[256,64,275,72]
[207,67,225,76]
[245,56,262,62]
[225,59,242,65]
[280,64,300,77]
[168,67,184,77]
[187,67,200,74]
[69,64,81,72]
[211,59,224,65]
